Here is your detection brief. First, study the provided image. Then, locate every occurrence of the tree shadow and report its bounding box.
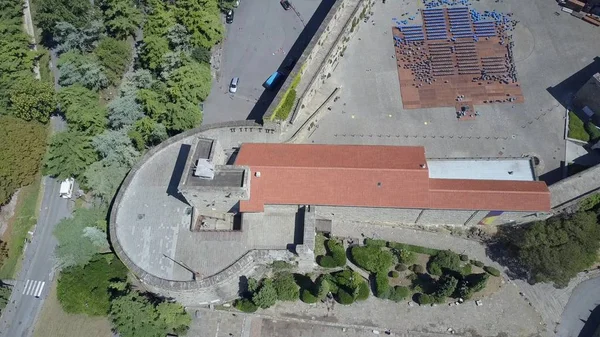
[293,273,314,292]
[483,225,530,281]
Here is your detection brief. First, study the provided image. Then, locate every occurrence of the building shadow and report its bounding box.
[166,144,191,204]
[247,0,337,122]
[578,305,600,337]
[547,56,600,109]
[539,160,566,185]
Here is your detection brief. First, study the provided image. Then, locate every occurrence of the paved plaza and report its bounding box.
[300,0,600,185]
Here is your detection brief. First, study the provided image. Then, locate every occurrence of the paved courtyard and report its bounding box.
[202,0,321,124]
[301,0,600,184]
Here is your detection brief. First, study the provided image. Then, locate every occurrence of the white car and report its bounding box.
[59,178,74,199]
[229,77,239,93]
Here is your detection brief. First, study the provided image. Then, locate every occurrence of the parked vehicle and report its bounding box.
[229,77,239,93]
[280,0,291,10]
[226,10,234,23]
[263,71,282,89]
[59,178,74,199]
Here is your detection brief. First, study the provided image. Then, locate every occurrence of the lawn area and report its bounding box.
[0,177,43,279]
[33,280,113,337]
[568,111,590,142]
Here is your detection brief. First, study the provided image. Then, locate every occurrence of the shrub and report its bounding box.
[316,278,330,300]
[427,250,461,276]
[483,266,501,277]
[365,238,387,247]
[580,193,600,211]
[412,264,424,274]
[461,264,472,276]
[300,289,318,304]
[389,271,399,278]
[272,87,297,121]
[234,298,257,313]
[356,281,370,301]
[337,288,355,305]
[415,293,434,305]
[568,111,589,142]
[317,255,337,268]
[271,260,295,271]
[252,279,277,309]
[459,254,469,262]
[472,260,485,268]
[388,286,410,302]
[351,246,394,273]
[272,272,299,301]
[327,239,347,267]
[395,249,417,264]
[457,273,489,299]
[585,122,600,142]
[374,272,390,299]
[395,264,407,272]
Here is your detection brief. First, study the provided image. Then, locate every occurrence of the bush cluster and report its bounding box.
[412,264,425,274]
[364,238,387,247]
[471,260,485,268]
[388,286,410,302]
[483,266,501,277]
[457,273,489,299]
[415,293,434,305]
[395,263,408,271]
[427,250,461,276]
[387,242,439,256]
[459,254,469,262]
[300,289,318,304]
[317,239,346,268]
[351,245,394,273]
[234,298,258,312]
[320,269,370,305]
[389,271,399,278]
[374,272,390,299]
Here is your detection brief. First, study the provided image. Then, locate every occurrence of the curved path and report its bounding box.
[557,276,600,337]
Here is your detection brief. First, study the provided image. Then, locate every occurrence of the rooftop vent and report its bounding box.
[420,163,427,168]
[255,171,261,178]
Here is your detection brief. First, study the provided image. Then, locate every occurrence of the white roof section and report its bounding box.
[427,159,535,181]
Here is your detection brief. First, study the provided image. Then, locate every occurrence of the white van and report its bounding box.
[59,178,74,199]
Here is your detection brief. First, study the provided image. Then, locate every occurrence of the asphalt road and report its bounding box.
[557,276,600,337]
[202,0,320,124]
[0,117,71,337]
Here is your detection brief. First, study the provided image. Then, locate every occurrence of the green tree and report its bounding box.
[315,278,329,300]
[108,93,144,128]
[45,130,98,179]
[110,292,166,337]
[374,272,390,299]
[58,51,109,91]
[9,78,56,123]
[129,117,168,149]
[427,250,461,276]
[166,62,212,103]
[163,98,202,133]
[191,46,211,64]
[57,254,127,315]
[350,245,394,273]
[91,129,140,167]
[53,20,105,54]
[33,0,91,43]
[140,35,170,73]
[143,0,176,37]
[54,207,111,267]
[513,212,600,287]
[433,274,458,301]
[100,0,142,39]
[95,37,132,85]
[84,160,129,202]
[0,116,47,205]
[272,272,299,301]
[176,0,224,49]
[156,301,192,335]
[252,279,277,309]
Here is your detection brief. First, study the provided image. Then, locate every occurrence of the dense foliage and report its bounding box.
[512,211,600,287]
[0,117,47,205]
[53,207,111,268]
[57,255,127,315]
[427,250,461,276]
[351,245,394,274]
[317,239,346,268]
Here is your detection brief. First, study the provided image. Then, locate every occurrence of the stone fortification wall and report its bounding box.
[110,121,289,306]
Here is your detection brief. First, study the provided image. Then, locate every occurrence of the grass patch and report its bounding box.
[0,177,42,279]
[270,70,302,121]
[580,193,600,211]
[568,111,590,142]
[314,233,326,256]
[33,280,113,337]
[387,242,440,256]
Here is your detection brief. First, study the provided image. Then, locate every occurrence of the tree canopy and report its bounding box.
[33,0,92,43]
[53,207,111,268]
[45,130,98,180]
[99,0,142,40]
[0,116,47,205]
[57,254,127,315]
[350,245,394,273]
[513,211,600,287]
[9,78,56,123]
[95,37,132,86]
[58,51,109,91]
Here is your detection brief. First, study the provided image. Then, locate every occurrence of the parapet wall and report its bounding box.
[262,0,373,126]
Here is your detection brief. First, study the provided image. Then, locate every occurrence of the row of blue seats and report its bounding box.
[473,22,495,26]
[475,32,496,37]
[400,26,424,30]
[474,29,496,33]
[446,7,469,11]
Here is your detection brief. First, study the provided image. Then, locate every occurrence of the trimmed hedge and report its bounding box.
[427,250,461,276]
[412,264,424,274]
[388,286,410,302]
[415,293,434,305]
[365,238,387,247]
[585,122,600,142]
[459,254,469,262]
[389,271,399,278]
[350,245,394,273]
[395,263,408,271]
[300,289,318,304]
[458,273,489,299]
[356,281,370,301]
[374,272,390,299]
[461,264,472,276]
[471,260,485,268]
[337,288,354,305]
[483,266,501,277]
[317,239,346,268]
[235,298,258,313]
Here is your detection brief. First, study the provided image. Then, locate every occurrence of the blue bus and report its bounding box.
[263,71,282,90]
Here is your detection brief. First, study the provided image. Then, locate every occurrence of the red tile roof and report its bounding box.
[234,143,551,213]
